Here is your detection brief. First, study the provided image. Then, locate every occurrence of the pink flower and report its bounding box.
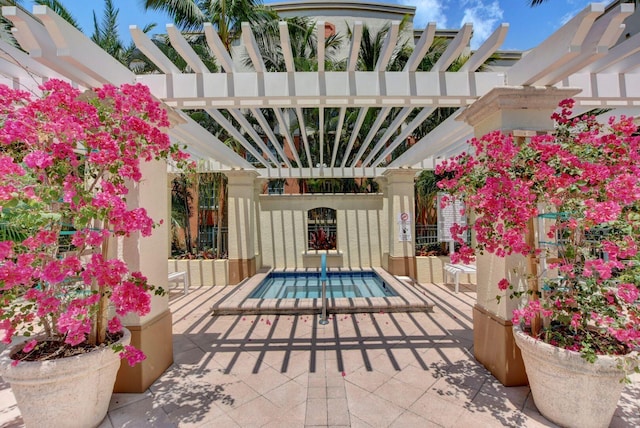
[108,317,122,334]
[119,345,146,367]
[617,283,639,304]
[22,339,37,354]
[23,150,53,169]
[498,278,510,291]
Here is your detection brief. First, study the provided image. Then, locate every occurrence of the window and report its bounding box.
[267,179,285,195]
[307,207,337,250]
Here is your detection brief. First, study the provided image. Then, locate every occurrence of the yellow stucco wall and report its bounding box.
[258,194,386,269]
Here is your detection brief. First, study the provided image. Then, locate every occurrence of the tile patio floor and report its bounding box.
[1,280,638,427]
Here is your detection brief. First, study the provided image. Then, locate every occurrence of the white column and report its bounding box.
[381,168,417,277]
[226,170,259,284]
[116,159,173,392]
[456,85,580,386]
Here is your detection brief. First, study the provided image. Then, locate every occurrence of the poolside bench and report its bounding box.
[444,263,476,293]
[168,271,189,295]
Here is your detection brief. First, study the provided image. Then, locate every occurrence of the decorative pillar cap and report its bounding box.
[456,86,582,127]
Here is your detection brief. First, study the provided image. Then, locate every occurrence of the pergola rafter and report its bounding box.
[0,3,638,179]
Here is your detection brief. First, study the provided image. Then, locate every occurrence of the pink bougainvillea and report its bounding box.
[438,99,640,364]
[0,79,192,364]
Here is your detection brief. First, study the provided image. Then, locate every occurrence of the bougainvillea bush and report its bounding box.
[0,79,190,366]
[437,99,640,370]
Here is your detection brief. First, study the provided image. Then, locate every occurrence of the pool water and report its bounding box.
[248,271,398,299]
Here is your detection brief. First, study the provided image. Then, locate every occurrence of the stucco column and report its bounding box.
[457,86,580,386]
[381,168,417,277]
[115,159,173,393]
[226,170,259,284]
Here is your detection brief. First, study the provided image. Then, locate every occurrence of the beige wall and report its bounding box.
[258,193,386,269]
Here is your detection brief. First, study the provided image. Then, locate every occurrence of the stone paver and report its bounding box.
[0,280,638,427]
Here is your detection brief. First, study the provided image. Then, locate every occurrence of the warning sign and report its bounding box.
[398,212,411,242]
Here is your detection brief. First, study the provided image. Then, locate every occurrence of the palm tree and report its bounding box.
[88,0,158,68]
[143,0,278,52]
[247,16,343,72]
[35,0,82,29]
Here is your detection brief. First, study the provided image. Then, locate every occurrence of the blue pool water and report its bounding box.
[248,271,398,299]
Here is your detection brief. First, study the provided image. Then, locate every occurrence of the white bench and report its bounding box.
[168,271,189,295]
[444,263,476,293]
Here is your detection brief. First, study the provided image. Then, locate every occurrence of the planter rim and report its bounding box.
[512,324,636,375]
[0,328,131,377]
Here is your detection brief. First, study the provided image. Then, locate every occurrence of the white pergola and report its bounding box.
[1,3,639,179]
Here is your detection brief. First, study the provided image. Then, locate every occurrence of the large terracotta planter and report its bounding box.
[0,328,131,428]
[513,325,628,428]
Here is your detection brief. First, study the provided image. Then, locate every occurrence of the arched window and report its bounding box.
[308,207,337,250]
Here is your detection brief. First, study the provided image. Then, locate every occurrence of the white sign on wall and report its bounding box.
[398,212,411,242]
[437,193,465,243]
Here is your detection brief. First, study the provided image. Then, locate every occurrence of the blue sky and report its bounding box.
[27,0,599,51]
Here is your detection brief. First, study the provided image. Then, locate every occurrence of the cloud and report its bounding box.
[400,0,448,29]
[459,0,504,49]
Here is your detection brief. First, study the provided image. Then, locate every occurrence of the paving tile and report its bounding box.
[391,362,438,390]
[327,397,351,426]
[327,385,346,398]
[263,376,308,410]
[408,392,465,427]
[304,398,328,426]
[344,367,393,393]
[307,386,327,399]
[388,410,432,428]
[346,389,404,427]
[3,282,640,428]
[372,377,425,410]
[106,395,175,428]
[236,365,292,395]
[225,395,281,427]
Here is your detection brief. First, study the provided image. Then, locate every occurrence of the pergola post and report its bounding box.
[115,159,173,392]
[226,170,260,284]
[456,86,580,386]
[381,169,417,277]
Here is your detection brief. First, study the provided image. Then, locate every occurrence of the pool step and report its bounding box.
[211,272,434,316]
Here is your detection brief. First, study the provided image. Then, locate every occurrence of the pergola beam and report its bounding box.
[347,22,363,71]
[351,107,392,166]
[257,166,385,179]
[404,23,436,72]
[587,32,640,73]
[166,24,211,73]
[388,108,472,168]
[532,3,633,86]
[130,25,181,74]
[460,23,509,72]
[341,107,368,167]
[330,107,346,167]
[375,21,400,71]
[362,107,413,166]
[273,108,302,167]
[371,107,436,167]
[507,3,604,86]
[226,108,282,167]
[3,6,126,87]
[205,108,271,168]
[204,23,235,72]
[137,71,504,108]
[278,21,295,72]
[170,112,253,168]
[249,108,293,168]
[432,23,472,72]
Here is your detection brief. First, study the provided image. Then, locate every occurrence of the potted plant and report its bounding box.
[0,79,190,427]
[437,99,639,428]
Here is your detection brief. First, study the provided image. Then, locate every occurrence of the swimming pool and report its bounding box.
[248,270,398,299]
